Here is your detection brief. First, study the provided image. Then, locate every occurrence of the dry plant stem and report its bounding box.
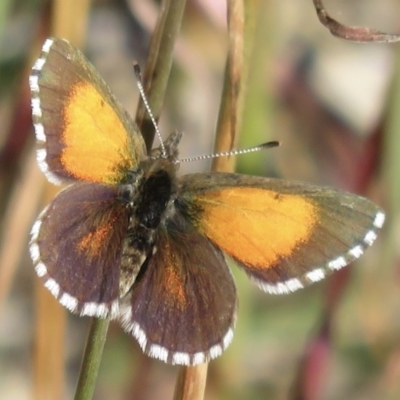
[312,0,400,43]
[74,319,110,400]
[226,0,270,364]
[35,283,66,400]
[176,1,245,399]
[52,0,92,46]
[135,0,187,151]
[173,363,208,400]
[173,365,209,400]
[212,0,244,173]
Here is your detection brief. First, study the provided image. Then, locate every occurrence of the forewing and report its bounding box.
[120,213,237,365]
[30,183,130,318]
[29,38,146,185]
[177,172,384,294]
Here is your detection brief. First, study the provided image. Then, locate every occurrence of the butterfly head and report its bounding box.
[149,130,183,164]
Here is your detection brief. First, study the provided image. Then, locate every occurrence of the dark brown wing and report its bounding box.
[120,212,237,365]
[177,172,384,294]
[30,183,130,318]
[29,38,146,185]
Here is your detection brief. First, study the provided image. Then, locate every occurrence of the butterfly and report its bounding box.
[29,38,385,366]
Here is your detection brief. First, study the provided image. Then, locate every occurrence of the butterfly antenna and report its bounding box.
[179,141,281,163]
[133,63,166,157]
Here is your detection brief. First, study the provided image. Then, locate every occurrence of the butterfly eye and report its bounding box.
[117,184,134,204]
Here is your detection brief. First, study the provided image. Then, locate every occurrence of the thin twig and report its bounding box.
[135,0,187,151]
[212,0,244,173]
[173,365,209,400]
[313,0,400,43]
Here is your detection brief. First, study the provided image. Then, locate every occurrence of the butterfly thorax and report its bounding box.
[118,156,178,297]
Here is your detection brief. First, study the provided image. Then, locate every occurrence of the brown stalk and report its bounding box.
[313,0,400,43]
[174,1,246,399]
[135,0,187,150]
[212,0,245,173]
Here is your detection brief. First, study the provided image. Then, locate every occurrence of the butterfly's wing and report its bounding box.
[120,213,237,365]
[30,183,130,318]
[29,38,146,185]
[177,172,384,294]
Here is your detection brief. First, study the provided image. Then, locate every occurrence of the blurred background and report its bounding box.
[0,0,398,399]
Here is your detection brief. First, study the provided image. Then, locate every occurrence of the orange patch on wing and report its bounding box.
[195,187,317,268]
[163,242,187,309]
[61,82,135,183]
[78,222,113,258]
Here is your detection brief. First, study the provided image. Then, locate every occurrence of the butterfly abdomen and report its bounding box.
[119,161,177,297]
